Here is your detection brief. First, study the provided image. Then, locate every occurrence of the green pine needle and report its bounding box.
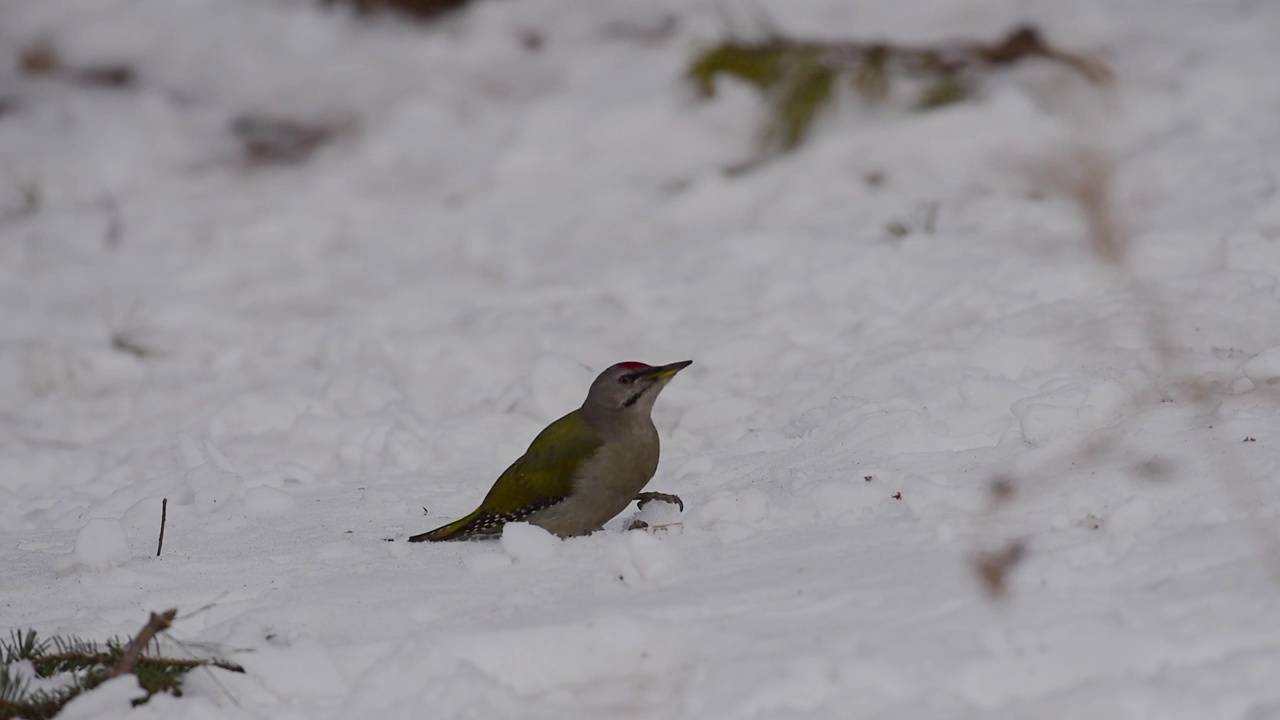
[916,75,971,110]
[687,41,794,96]
[0,625,243,720]
[688,41,841,155]
[762,62,835,152]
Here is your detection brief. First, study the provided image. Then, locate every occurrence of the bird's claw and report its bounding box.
[635,492,684,512]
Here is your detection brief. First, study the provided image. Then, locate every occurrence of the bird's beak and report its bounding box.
[639,360,692,381]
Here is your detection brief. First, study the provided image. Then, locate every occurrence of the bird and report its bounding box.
[409,360,692,541]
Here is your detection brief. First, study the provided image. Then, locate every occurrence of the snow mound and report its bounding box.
[56,676,147,720]
[500,522,559,562]
[449,615,686,696]
[56,518,131,572]
[186,463,242,515]
[240,638,348,699]
[615,529,678,584]
[244,485,297,516]
[1244,347,1280,386]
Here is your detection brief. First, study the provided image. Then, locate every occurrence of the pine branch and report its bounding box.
[0,609,243,720]
[2,630,45,664]
[689,24,1112,167]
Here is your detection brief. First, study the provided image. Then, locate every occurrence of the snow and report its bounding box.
[56,676,148,720]
[3,0,1280,717]
[615,528,679,584]
[55,517,132,572]
[499,521,559,562]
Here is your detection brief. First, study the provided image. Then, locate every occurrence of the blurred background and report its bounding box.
[4,1,1280,717]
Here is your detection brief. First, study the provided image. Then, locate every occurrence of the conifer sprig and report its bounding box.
[0,611,243,720]
[689,24,1111,169]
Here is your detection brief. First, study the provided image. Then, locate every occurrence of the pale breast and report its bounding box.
[527,421,660,537]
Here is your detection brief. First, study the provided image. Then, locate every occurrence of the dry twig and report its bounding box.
[110,609,177,679]
[156,498,167,557]
[1053,148,1280,581]
[978,147,1280,598]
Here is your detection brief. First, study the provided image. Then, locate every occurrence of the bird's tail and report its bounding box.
[408,510,484,542]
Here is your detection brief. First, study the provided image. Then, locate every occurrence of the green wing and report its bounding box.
[413,411,603,541]
[479,410,604,513]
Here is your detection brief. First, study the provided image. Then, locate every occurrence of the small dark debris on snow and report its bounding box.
[975,540,1026,599]
[327,0,474,20]
[1244,436,1256,442]
[1132,458,1173,482]
[103,197,124,248]
[111,331,161,359]
[989,476,1016,505]
[231,114,354,165]
[891,492,902,500]
[72,65,136,89]
[19,39,135,89]
[518,30,544,52]
[864,475,873,482]
[19,40,58,76]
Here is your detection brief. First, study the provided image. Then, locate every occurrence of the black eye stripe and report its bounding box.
[622,386,649,407]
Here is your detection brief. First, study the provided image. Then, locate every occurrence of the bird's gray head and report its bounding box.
[583,360,692,416]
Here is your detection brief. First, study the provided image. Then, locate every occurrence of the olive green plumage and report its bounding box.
[410,360,691,542]
[413,412,603,540]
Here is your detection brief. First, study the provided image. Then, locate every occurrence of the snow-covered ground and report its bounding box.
[4,0,1280,717]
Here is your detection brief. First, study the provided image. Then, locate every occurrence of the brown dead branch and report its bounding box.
[978,148,1280,600]
[815,25,1112,86]
[1055,148,1280,583]
[974,26,1113,84]
[111,609,177,679]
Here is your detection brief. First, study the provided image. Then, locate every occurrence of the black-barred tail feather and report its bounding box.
[409,497,566,542]
[408,510,489,542]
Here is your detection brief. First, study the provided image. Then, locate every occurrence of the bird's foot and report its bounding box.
[635,492,684,512]
[627,519,684,534]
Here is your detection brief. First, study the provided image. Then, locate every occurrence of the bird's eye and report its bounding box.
[617,375,634,385]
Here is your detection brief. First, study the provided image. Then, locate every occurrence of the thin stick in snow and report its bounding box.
[156,497,167,557]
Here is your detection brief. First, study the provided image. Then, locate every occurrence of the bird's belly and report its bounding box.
[527,431,659,538]
[527,471,653,537]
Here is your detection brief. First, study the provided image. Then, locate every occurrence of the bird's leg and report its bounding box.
[635,492,684,512]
